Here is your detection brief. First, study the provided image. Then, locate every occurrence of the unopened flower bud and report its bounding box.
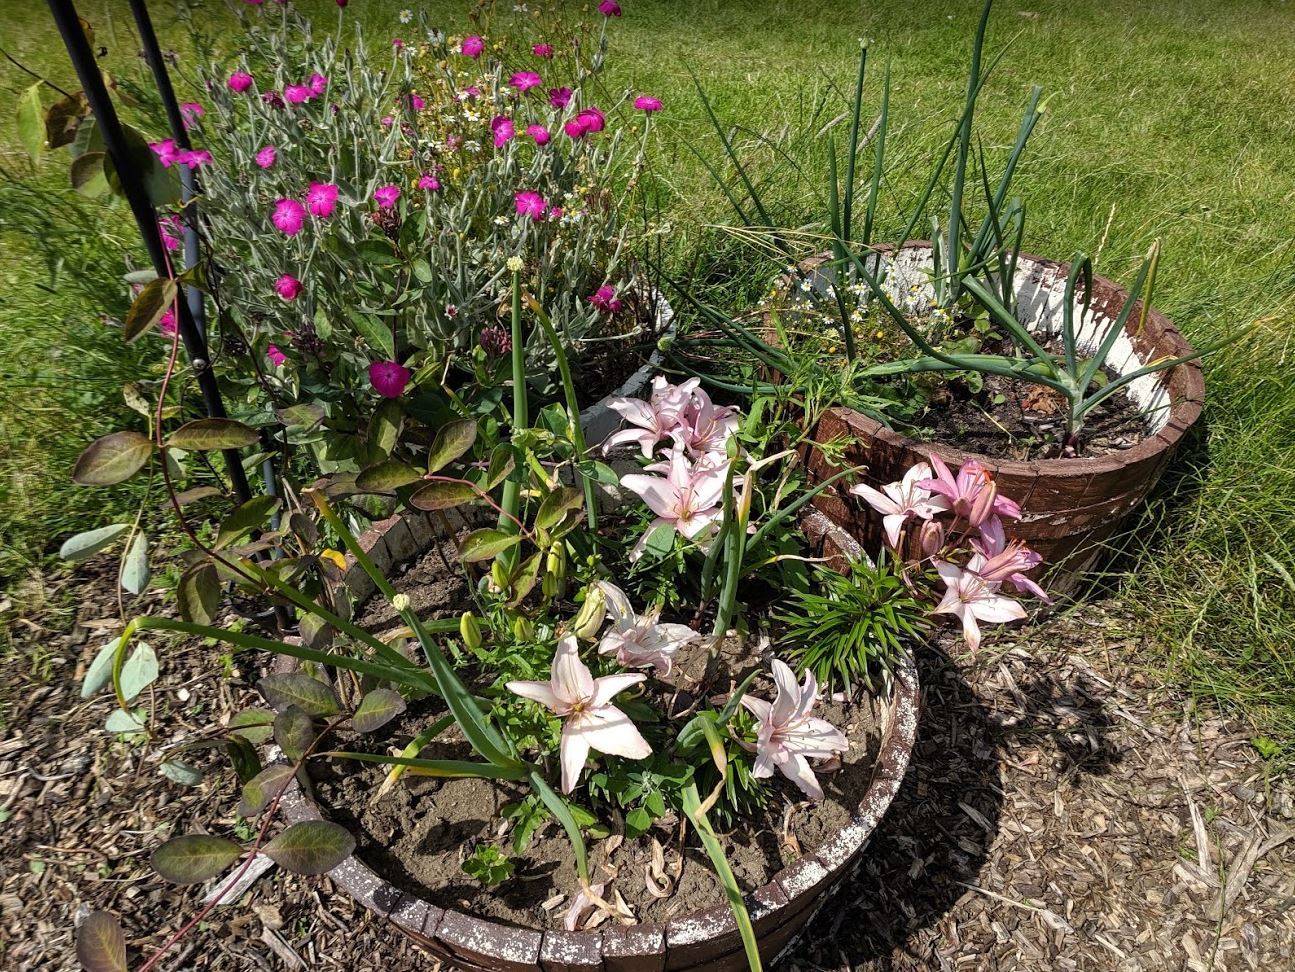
[459,611,483,651]
[491,558,510,592]
[919,519,946,558]
[512,616,534,642]
[571,585,606,641]
[391,593,411,613]
[478,325,511,357]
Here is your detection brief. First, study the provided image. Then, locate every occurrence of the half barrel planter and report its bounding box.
[274,509,919,971]
[798,243,1204,592]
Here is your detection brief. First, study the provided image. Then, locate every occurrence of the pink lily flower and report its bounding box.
[369,360,411,398]
[740,660,848,801]
[603,376,699,458]
[932,561,1027,651]
[673,386,738,462]
[919,455,1021,527]
[510,71,543,92]
[970,518,1051,603]
[596,582,699,675]
[271,198,306,235]
[306,181,339,218]
[620,449,726,560]
[507,636,650,794]
[849,461,950,548]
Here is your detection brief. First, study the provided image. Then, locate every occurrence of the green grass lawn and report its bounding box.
[2,0,1293,752]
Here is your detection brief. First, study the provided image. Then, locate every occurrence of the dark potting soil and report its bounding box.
[313,538,888,930]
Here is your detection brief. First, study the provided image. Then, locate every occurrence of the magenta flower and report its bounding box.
[306,181,339,217]
[491,116,516,147]
[408,93,426,110]
[740,660,848,801]
[526,124,551,145]
[179,102,204,130]
[369,360,412,398]
[506,636,650,794]
[634,95,662,112]
[461,35,484,58]
[177,149,211,168]
[284,84,312,104]
[564,119,587,139]
[919,455,1021,528]
[149,139,181,167]
[532,43,554,58]
[392,37,405,49]
[158,215,183,252]
[598,0,623,16]
[587,284,623,314]
[274,274,302,301]
[514,190,547,220]
[479,325,511,357]
[549,86,572,109]
[266,344,287,367]
[158,307,177,335]
[566,107,605,139]
[509,71,543,92]
[228,71,254,93]
[462,86,482,99]
[849,461,950,549]
[271,198,306,235]
[418,174,441,191]
[373,185,401,208]
[308,73,328,96]
[255,145,277,169]
[932,561,1026,651]
[262,91,284,110]
[380,115,394,127]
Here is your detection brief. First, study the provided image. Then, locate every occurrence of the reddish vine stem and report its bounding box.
[422,473,533,538]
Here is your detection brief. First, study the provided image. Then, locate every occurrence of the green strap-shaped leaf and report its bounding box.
[325,751,528,780]
[683,782,762,972]
[529,769,589,884]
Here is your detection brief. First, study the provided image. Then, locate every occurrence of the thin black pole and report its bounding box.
[47,0,252,505]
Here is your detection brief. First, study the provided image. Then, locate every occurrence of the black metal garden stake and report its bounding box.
[47,0,253,505]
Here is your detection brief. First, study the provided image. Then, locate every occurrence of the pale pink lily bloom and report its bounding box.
[849,461,950,548]
[932,561,1027,651]
[602,376,698,458]
[506,636,650,794]
[620,449,726,560]
[672,386,738,462]
[595,581,699,675]
[740,660,848,801]
[970,518,1050,603]
[918,455,1021,527]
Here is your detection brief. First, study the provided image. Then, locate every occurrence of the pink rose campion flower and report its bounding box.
[564,118,587,139]
[284,84,312,104]
[932,561,1027,651]
[532,43,554,58]
[228,71,254,93]
[381,115,394,127]
[596,581,699,675]
[306,181,339,217]
[255,145,277,169]
[177,149,212,168]
[179,102,204,129]
[373,185,401,208]
[461,35,484,58]
[275,274,303,301]
[407,93,426,110]
[158,215,183,251]
[549,86,572,109]
[506,636,650,794]
[849,461,950,549]
[150,139,181,167]
[598,0,623,16]
[970,518,1050,602]
[740,660,848,801]
[368,360,412,398]
[578,106,605,132]
[603,376,698,458]
[418,174,441,190]
[526,124,551,145]
[308,73,328,96]
[462,86,482,99]
[491,116,515,146]
[262,91,284,109]
[266,344,287,366]
[514,190,547,220]
[392,37,405,49]
[621,449,726,559]
[587,284,623,314]
[634,95,662,112]
[158,306,177,335]
[919,455,1021,528]
[510,70,543,92]
[271,198,307,235]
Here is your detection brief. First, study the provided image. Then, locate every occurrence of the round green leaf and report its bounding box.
[166,418,259,451]
[258,674,339,719]
[151,834,243,885]
[272,705,316,761]
[76,911,128,972]
[238,763,296,818]
[426,419,478,474]
[458,528,522,563]
[122,277,178,344]
[352,689,407,734]
[262,820,355,875]
[72,431,154,486]
[59,523,130,562]
[409,480,477,511]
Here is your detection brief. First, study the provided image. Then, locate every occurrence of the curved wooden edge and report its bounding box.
[272,509,923,971]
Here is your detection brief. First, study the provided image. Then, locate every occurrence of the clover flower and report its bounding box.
[271,198,306,235]
[506,636,650,794]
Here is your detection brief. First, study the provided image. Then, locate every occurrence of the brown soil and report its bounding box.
[355,537,470,635]
[310,635,886,931]
[4,555,1294,971]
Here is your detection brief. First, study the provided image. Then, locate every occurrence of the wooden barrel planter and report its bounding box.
[271,507,920,972]
[794,243,1204,592]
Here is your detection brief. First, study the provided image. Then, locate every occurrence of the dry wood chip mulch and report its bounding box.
[1,561,1292,972]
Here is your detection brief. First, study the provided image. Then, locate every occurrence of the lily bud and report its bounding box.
[459,611,483,651]
[919,519,946,558]
[570,585,607,641]
[491,558,510,592]
[513,616,534,642]
[968,478,997,529]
